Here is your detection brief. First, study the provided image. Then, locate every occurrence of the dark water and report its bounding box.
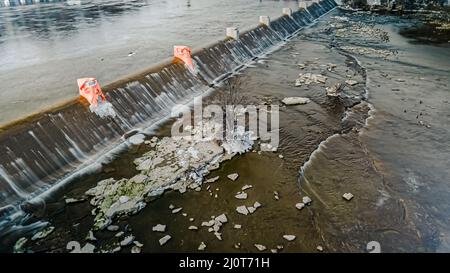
[0,0,301,125]
[2,9,450,253]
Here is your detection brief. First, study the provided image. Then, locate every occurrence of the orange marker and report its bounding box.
[174,45,195,71]
[77,78,106,107]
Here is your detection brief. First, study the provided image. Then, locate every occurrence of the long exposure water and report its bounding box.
[1,1,449,253]
[0,0,302,125]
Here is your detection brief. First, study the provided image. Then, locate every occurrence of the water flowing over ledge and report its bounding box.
[0,0,337,229]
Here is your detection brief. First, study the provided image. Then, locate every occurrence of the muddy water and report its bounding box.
[8,10,450,253]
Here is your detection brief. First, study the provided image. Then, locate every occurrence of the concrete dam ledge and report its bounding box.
[0,0,338,211]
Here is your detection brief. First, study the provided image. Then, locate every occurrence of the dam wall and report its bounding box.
[0,0,337,215]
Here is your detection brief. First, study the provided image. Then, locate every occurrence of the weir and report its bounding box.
[0,0,337,227]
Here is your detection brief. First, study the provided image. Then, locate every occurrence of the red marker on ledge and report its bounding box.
[77,77,106,107]
[174,45,195,72]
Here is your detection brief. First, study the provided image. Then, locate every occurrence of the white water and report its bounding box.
[89,101,117,119]
[0,166,28,199]
[128,133,146,145]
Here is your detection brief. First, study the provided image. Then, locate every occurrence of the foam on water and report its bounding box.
[89,102,117,119]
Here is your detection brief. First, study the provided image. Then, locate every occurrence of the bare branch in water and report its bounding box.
[215,75,248,108]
